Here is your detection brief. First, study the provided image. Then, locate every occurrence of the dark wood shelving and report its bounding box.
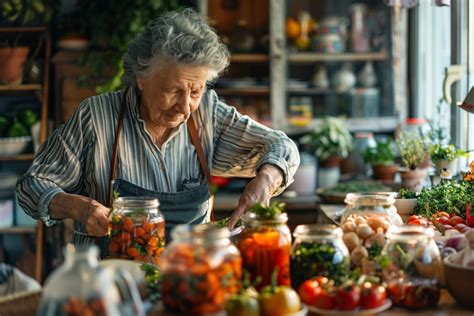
[0,153,35,162]
[215,86,270,96]
[230,54,269,63]
[0,84,42,92]
[288,51,388,63]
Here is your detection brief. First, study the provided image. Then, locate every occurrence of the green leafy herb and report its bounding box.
[216,217,243,229]
[250,202,286,219]
[140,263,161,303]
[363,138,396,166]
[414,181,470,217]
[398,188,417,199]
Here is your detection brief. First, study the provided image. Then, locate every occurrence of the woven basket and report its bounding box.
[0,290,42,316]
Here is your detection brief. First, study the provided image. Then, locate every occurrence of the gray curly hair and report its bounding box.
[122,8,230,88]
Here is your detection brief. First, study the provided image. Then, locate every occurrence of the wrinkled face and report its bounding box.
[137,62,209,128]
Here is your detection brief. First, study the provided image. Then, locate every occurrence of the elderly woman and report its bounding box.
[16,9,299,250]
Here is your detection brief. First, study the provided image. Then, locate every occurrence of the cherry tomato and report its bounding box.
[408,219,428,226]
[259,285,301,316]
[313,288,335,310]
[335,282,361,311]
[451,216,465,226]
[408,215,421,223]
[360,282,387,309]
[298,279,321,306]
[434,211,450,219]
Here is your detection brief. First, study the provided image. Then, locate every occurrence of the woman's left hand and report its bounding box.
[228,164,284,229]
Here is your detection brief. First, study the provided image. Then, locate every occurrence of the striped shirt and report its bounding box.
[16,88,300,226]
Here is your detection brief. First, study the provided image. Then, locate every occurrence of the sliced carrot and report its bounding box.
[123,217,135,232]
[126,247,140,258]
[148,237,159,247]
[134,227,145,238]
[120,231,131,241]
[143,221,154,233]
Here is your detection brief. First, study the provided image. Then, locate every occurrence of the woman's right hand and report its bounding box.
[50,193,110,236]
[79,198,110,236]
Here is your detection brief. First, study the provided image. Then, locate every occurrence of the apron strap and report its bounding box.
[186,116,215,221]
[108,89,215,220]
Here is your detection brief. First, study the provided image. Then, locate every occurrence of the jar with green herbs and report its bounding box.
[382,225,441,309]
[341,192,402,270]
[290,224,349,289]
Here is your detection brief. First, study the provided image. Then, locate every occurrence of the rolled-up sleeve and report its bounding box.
[210,91,300,194]
[16,100,94,226]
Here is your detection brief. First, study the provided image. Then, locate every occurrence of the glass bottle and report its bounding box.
[237,212,292,290]
[161,223,242,314]
[38,244,144,316]
[109,197,165,264]
[341,192,402,269]
[290,224,349,290]
[382,225,442,309]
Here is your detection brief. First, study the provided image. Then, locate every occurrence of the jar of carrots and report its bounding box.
[161,223,242,314]
[109,197,165,265]
[237,209,292,290]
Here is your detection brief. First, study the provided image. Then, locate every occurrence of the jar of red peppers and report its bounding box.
[382,225,442,309]
[237,205,292,290]
[109,197,165,264]
[161,223,242,314]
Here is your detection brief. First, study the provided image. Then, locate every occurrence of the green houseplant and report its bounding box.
[429,143,467,175]
[363,138,399,181]
[59,0,180,93]
[0,0,54,84]
[300,116,353,168]
[396,131,428,192]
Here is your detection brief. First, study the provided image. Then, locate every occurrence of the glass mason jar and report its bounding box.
[382,225,442,309]
[237,212,292,290]
[109,197,165,264]
[38,244,144,316]
[290,224,349,289]
[161,223,242,314]
[341,192,402,269]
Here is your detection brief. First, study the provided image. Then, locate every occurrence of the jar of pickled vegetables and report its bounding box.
[161,223,242,314]
[38,244,144,316]
[237,211,292,290]
[290,224,349,289]
[341,192,402,269]
[382,225,442,309]
[109,197,165,264]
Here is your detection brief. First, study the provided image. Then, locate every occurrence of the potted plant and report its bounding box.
[58,0,180,93]
[0,0,53,84]
[363,138,399,181]
[300,116,352,187]
[429,143,467,175]
[394,187,418,218]
[396,131,428,192]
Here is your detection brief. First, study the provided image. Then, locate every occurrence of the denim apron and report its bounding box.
[95,88,214,256]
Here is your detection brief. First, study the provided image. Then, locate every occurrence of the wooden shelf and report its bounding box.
[0,84,42,92]
[288,51,388,63]
[288,87,379,95]
[0,153,35,162]
[230,54,269,63]
[215,87,270,96]
[0,27,47,33]
[0,226,36,234]
[284,117,399,134]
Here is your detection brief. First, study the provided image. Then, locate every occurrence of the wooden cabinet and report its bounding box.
[0,26,51,281]
[199,0,405,134]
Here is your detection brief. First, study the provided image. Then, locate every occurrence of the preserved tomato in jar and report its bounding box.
[109,197,165,264]
[237,211,292,290]
[161,224,242,314]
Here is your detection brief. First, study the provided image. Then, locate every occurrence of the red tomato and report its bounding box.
[387,281,405,305]
[436,216,451,225]
[360,282,387,309]
[298,279,321,306]
[451,216,465,226]
[408,219,428,226]
[408,215,421,223]
[335,282,361,311]
[313,276,329,285]
[435,211,450,219]
[313,288,335,310]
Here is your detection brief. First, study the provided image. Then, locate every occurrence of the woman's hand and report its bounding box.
[50,193,109,236]
[228,164,284,229]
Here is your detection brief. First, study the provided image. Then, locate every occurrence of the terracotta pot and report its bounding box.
[399,167,428,192]
[320,155,342,168]
[372,163,400,181]
[0,46,30,85]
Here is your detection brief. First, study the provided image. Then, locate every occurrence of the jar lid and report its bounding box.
[112,196,160,208]
[344,192,396,206]
[293,224,342,239]
[171,223,230,241]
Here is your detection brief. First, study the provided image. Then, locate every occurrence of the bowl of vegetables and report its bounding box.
[443,230,474,308]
